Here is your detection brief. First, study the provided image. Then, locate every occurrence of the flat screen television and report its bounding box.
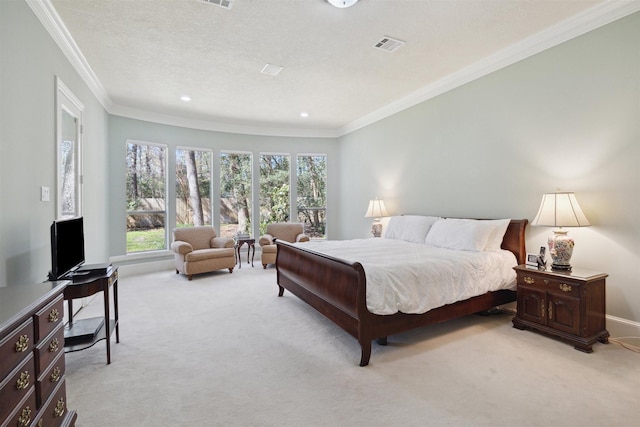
[49,216,85,280]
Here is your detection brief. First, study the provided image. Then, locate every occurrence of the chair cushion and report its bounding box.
[185,248,235,262]
[261,244,277,254]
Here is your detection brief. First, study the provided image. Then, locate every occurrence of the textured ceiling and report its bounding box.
[49,0,606,135]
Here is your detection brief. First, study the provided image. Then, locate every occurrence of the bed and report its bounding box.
[275,217,528,366]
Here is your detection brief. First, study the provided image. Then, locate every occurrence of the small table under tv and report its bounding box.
[63,264,119,364]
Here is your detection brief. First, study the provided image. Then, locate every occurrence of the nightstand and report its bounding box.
[512,265,609,352]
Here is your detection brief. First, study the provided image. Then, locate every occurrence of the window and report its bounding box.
[297,154,327,239]
[220,152,252,238]
[126,141,167,252]
[259,154,290,235]
[56,77,84,219]
[176,148,212,227]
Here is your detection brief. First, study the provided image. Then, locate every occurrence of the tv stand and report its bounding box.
[62,266,119,364]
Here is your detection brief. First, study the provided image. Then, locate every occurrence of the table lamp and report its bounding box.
[531,192,590,271]
[365,198,388,237]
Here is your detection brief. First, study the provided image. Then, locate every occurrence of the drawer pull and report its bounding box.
[17,406,31,427]
[549,302,553,319]
[541,300,545,318]
[15,335,29,352]
[49,337,60,353]
[559,283,572,292]
[54,398,66,417]
[50,366,61,382]
[544,279,550,285]
[524,276,535,285]
[16,371,30,390]
[48,308,60,323]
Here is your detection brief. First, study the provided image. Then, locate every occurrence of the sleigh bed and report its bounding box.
[275,217,528,366]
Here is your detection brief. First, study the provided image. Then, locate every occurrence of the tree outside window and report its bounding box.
[176,149,212,227]
[259,154,290,235]
[220,152,252,238]
[297,154,326,239]
[126,142,167,252]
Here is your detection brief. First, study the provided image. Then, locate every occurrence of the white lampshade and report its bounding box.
[531,192,590,227]
[364,199,388,219]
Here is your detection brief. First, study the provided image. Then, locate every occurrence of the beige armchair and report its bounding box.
[259,222,310,268]
[171,226,236,280]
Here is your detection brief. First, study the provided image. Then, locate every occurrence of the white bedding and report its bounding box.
[297,238,517,315]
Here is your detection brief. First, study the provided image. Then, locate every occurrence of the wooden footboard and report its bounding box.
[276,219,527,366]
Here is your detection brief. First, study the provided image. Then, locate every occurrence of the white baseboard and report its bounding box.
[115,259,174,277]
[607,315,640,338]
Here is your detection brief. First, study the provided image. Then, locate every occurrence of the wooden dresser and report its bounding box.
[1,282,77,427]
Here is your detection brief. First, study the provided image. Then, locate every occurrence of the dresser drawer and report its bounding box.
[34,295,64,342]
[0,353,35,422]
[3,385,36,427]
[37,350,66,408]
[31,378,68,427]
[518,273,581,297]
[0,319,34,380]
[34,324,65,375]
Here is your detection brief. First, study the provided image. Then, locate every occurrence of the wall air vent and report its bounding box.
[373,36,405,53]
[200,0,234,9]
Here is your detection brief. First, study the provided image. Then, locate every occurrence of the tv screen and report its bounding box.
[50,216,85,280]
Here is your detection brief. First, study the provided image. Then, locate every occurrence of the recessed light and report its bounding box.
[261,64,283,76]
[180,95,191,102]
[300,112,309,118]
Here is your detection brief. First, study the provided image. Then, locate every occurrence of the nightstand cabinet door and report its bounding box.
[517,286,546,325]
[547,293,580,335]
[512,265,609,353]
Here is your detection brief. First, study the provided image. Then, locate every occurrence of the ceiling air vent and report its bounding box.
[200,0,234,9]
[373,36,405,53]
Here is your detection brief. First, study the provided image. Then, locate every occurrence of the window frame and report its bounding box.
[55,77,84,220]
[125,139,169,253]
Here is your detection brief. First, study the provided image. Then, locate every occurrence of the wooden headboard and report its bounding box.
[501,219,528,265]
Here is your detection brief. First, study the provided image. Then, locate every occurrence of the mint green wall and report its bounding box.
[0,0,109,285]
[338,13,640,322]
[107,116,339,257]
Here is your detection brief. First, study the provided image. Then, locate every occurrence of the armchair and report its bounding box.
[171,226,236,280]
[259,222,310,268]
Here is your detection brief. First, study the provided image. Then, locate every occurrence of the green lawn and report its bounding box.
[126,228,166,252]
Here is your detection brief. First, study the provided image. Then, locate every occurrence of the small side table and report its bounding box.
[512,264,608,352]
[235,237,255,268]
[63,266,120,364]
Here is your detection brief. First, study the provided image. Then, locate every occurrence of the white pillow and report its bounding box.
[424,218,495,252]
[384,215,440,244]
[482,219,511,251]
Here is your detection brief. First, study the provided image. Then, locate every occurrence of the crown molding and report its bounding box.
[26,0,112,111]
[110,104,340,138]
[337,0,640,137]
[26,0,639,139]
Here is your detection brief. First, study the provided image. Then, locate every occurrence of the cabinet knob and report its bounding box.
[50,366,61,383]
[17,407,31,427]
[48,308,60,323]
[16,371,30,390]
[54,398,66,417]
[15,335,29,352]
[559,283,572,292]
[48,337,60,353]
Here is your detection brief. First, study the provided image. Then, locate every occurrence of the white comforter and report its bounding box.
[297,238,517,315]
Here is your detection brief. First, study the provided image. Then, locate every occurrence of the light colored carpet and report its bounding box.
[65,266,639,426]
